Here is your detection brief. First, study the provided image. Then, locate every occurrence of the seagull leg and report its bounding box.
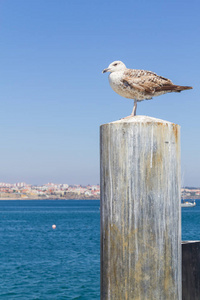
[131,99,137,116]
[121,99,137,119]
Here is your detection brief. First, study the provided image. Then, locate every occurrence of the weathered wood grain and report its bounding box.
[100,116,181,300]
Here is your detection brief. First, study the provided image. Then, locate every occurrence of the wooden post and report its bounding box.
[182,241,200,300]
[100,116,181,300]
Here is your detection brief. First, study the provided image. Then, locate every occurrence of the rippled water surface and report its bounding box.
[0,200,100,299]
[182,200,200,241]
[0,199,198,299]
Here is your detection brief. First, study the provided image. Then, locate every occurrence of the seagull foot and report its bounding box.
[120,114,135,120]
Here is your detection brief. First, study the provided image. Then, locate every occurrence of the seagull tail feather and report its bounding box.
[154,85,193,93]
[173,85,193,93]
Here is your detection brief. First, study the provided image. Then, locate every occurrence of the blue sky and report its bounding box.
[0,0,199,186]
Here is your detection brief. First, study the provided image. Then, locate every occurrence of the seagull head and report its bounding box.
[102,61,126,73]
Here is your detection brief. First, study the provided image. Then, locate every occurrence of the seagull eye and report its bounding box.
[113,63,118,66]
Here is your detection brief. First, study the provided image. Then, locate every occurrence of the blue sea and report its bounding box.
[0,199,199,299]
[0,200,100,300]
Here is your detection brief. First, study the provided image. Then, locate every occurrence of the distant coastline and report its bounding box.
[0,183,100,201]
[0,194,199,201]
[0,182,200,201]
[0,194,100,201]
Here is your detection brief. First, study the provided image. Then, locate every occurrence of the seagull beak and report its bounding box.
[102,68,109,74]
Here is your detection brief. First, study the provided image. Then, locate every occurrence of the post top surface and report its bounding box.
[102,115,178,126]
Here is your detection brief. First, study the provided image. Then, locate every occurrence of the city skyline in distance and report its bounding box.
[0,182,199,202]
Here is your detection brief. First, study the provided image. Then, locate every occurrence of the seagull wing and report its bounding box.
[122,69,192,95]
[122,69,174,95]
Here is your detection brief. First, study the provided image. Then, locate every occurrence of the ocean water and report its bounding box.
[0,199,199,299]
[182,200,200,241]
[0,200,100,300]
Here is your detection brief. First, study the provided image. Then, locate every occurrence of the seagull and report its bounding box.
[102,61,193,117]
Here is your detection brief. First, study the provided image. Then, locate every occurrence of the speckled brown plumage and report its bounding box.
[122,68,192,100]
